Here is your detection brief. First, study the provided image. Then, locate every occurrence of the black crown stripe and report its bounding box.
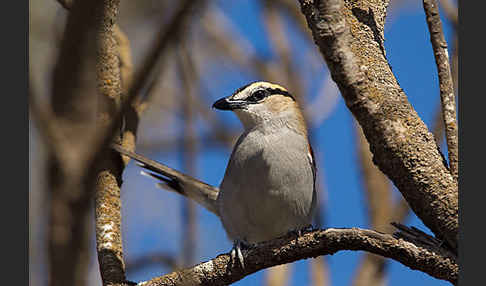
[268,88,295,101]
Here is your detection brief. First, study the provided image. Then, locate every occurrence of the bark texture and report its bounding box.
[94,1,131,285]
[297,0,458,250]
[423,0,458,182]
[137,228,458,286]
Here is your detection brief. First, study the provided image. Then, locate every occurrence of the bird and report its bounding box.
[113,81,317,267]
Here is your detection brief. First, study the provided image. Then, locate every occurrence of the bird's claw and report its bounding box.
[290,224,314,237]
[231,240,248,269]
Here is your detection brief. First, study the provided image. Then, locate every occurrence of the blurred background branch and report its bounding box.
[177,40,200,267]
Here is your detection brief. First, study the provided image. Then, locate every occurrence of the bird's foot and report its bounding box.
[289,224,314,237]
[230,239,250,269]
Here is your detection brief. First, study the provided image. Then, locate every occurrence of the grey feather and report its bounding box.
[112,144,219,215]
[217,120,316,243]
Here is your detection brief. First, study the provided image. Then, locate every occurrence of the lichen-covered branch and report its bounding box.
[423,0,458,182]
[297,0,458,250]
[93,1,129,285]
[88,0,202,175]
[93,1,204,283]
[432,37,457,148]
[137,228,458,286]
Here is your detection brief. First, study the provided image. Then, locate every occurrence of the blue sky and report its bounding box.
[119,1,455,285]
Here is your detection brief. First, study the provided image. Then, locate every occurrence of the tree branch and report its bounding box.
[177,42,200,267]
[352,122,393,286]
[201,6,277,81]
[87,0,203,180]
[28,80,65,165]
[264,264,292,286]
[47,1,103,285]
[423,0,458,182]
[137,228,458,286]
[297,0,458,250]
[438,0,458,28]
[126,252,180,274]
[93,1,131,285]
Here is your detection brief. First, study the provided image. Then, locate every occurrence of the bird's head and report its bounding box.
[212,81,306,131]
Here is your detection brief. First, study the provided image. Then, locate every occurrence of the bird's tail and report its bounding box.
[112,144,220,215]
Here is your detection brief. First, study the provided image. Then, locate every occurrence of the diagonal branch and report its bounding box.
[297,0,458,250]
[201,6,277,81]
[423,0,458,182]
[137,228,458,286]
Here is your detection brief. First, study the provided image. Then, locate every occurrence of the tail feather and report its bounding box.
[112,144,220,215]
[140,170,182,192]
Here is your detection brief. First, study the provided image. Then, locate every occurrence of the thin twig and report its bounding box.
[177,42,199,267]
[423,0,458,182]
[200,6,277,81]
[126,252,180,273]
[438,0,458,27]
[136,131,237,152]
[305,73,340,128]
[263,1,303,97]
[274,0,316,45]
[433,35,458,147]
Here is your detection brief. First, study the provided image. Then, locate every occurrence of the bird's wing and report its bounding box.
[307,142,317,187]
[112,144,220,215]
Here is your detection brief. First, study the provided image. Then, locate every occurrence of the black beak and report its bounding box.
[212,97,246,110]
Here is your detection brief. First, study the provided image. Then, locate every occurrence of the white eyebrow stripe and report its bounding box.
[231,81,289,100]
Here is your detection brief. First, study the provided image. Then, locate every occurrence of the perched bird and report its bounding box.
[113,81,317,267]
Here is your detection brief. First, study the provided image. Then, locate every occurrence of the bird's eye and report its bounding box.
[248,89,267,102]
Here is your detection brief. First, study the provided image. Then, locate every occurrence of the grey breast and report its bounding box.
[217,124,315,243]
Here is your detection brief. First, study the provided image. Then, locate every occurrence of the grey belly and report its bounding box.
[217,134,315,243]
